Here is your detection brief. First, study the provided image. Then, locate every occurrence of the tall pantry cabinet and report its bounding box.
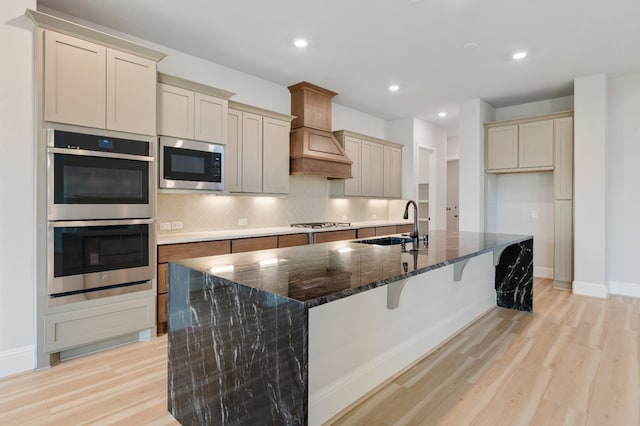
[485,111,574,288]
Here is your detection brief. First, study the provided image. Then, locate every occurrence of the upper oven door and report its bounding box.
[159,137,224,191]
[47,129,154,220]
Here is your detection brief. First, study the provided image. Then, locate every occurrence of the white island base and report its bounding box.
[309,252,496,425]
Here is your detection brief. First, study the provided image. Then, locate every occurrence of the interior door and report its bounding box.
[446,159,459,231]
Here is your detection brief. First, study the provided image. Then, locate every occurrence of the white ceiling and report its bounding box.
[38,0,640,136]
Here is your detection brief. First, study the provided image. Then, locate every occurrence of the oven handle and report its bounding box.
[47,147,154,162]
[48,218,155,228]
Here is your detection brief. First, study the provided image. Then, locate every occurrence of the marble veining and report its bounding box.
[168,230,534,425]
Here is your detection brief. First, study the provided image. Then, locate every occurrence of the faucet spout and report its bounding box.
[403,200,419,248]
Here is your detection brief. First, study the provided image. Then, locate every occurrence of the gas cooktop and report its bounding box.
[290,222,351,229]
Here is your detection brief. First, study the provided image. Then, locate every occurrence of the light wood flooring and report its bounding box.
[1,278,638,425]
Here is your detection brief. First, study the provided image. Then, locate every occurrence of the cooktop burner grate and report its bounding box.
[290,222,351,229]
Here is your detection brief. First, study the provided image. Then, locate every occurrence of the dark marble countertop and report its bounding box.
[174,230,532,309]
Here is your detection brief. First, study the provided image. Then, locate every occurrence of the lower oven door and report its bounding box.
[48,219,155,297]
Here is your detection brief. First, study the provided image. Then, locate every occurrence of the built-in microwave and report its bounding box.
[159,137,224,191]
[47,129,155,221]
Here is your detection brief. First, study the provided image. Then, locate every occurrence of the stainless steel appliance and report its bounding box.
[48,219,155,304]
[47,129,154,220]
[159,136,224,191]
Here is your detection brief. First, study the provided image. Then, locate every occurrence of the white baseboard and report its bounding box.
[0,345,34,378]
[534,266,554,279]
[572,280,608,299]
[608,281,640,298]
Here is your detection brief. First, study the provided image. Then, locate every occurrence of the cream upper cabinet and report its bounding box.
[518,119,554,169]
[486,125,518,171]
[226,109,242,192]
[157,83,194,139]
[330,130,402,198]
[194,93,228,144]
[383,145,402,198]
[226,102,294,194]
[343,136,361,196]
[44,31,106,129]
[554,117,573,199]
[43,30,157,135]
[106,49,156,135]
[157,80,229,144]
[241,112,263,193]
[262,117,290,194]
[362,140,384,197]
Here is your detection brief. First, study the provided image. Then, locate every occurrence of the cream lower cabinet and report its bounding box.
[227,102,294,194]
[43,30,158,135]
[157,74,233,144]
[331,130,402,198]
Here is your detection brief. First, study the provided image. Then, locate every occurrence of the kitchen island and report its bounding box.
[167,230,533,425]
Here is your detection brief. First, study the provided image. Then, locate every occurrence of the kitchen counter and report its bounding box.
[156,220,413,245]
[168,230,533,425]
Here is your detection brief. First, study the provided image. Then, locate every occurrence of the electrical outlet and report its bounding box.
[531,210,538,219]
[372,214,377,219]
[238,218,248,226]
[341,215,348,221]
[171,221,183,230]
[159,222,171,231]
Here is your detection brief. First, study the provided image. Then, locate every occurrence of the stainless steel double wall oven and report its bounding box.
[46,128,156,304]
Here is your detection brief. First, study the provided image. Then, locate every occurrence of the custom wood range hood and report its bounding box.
[288,82,353,179]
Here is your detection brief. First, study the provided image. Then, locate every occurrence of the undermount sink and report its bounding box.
[354,236,412,246]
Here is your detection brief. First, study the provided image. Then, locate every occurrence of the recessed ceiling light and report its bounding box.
[438,112,447,117]
[389,84,399,92]
[512,51,527,60]
[294,39,308,48]
[463,42,479,50]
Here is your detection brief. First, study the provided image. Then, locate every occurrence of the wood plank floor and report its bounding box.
[1,278,638,425]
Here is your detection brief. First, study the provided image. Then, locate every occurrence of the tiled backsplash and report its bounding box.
[157,176,404,233]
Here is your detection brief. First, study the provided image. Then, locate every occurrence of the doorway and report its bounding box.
[446,159,459,231]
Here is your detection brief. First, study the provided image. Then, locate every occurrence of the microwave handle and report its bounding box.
[47,147,154,162]
[48,218,155,228]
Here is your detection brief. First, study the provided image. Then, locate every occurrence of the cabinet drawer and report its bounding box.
[158,240,231,263]
[157,263,168,294]
[397,224,414,234]
[314,229,357,244]
[375,226,397,236]
[44,296,155,353]
[356,227,376,238]
[278,233,309,248]
[232,236,278,253]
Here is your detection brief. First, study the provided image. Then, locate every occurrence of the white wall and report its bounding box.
[573,74,608,298]
[607,73,640,297]
[386,117,415,200]
[0,1,37,377]
[332,103,386,138]
[494,95,574,121]
[458,99,495,232]
[447,136,460,158]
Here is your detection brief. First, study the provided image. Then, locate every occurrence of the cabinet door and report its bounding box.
[344,136,361,196]
[554,117,573,199]
[194,93,228,144]
[232,236,278,253]
[518,119,554,168]
[486,125,518,171]
[241,112,263,193]
[383,145,402,198]
[362,141,384,197]
[262,117,290,194]
[157,83,194,139]
[554,200,573,283]
[106,49,156,135]
[44,31,106,128]
[226,109,243,192]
